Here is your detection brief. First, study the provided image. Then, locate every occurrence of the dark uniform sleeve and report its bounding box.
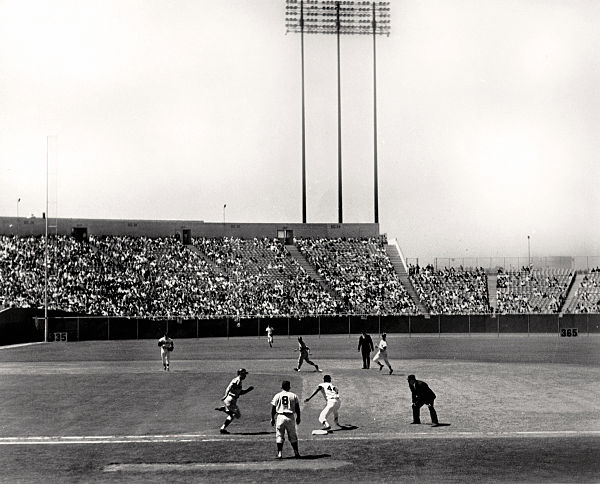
[415,381,436,402]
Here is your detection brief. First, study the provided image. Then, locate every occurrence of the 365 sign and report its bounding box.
[560,328,578,337]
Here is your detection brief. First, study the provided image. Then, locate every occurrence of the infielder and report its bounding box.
[304,374,341,431]
[407,374,440,426]
[294,336,321,372]
[270,380,301,459]
[215,368,254,434]
[157,333,174,371]
[265,325,274,348]
[373,333,393,374]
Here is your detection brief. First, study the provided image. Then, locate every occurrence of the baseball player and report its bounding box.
[215,368,254,434]
[357,331,374,369]
[265,325,274,348]
[293,336,321,372]
[157,333,174,371]
[270,380,301,459]
[407,374,440,426]
[304,374,341,431]
[373,333,393,374]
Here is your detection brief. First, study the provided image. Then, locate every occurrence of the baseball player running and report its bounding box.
[270,380,301,459]
[304,374,341,431]
[293,336,321,372]
[157,333,174,371]
[215,368,254,434]
[373,333,393,374]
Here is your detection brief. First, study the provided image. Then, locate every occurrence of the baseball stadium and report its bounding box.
[1,0,599,482]
[0,217,598,483]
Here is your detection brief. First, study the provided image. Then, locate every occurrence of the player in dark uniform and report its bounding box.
[357,331,374,369]
[407,374,440,427]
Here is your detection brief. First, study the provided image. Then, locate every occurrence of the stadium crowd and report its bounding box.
[295,236,417,315]
[408,264,491,314]
[0,235,340,317]
[495,267,573,314]
[1,235,597,318]
[565,269,600,314]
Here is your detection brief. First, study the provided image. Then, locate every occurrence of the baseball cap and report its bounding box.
[237,368,248,375]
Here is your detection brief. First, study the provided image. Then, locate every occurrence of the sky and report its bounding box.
[0,0,599,262]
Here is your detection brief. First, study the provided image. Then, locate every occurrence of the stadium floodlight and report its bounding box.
[286,0,390,224]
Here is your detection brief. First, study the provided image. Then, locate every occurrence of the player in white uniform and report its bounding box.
[304,374,341,431]
[265,325,274,347]
[373,333,393,374]
[215,368,254,434]
[157,333,174,371]
[270,380,301,459]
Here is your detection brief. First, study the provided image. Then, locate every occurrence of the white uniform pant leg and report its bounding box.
[319,399,340,425]
[161,349,170,366]
[275,414,297,444]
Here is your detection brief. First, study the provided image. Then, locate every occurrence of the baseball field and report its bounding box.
[0,333,598,483]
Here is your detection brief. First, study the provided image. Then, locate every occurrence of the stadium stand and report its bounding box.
[408,264,491,315]
[496,267,574,314]
[564,269,600,313]
[295,236,417,315]
[1,232,596,319]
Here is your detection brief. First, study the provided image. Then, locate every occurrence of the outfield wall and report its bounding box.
[19,313,600,343]
[0,217,379,239]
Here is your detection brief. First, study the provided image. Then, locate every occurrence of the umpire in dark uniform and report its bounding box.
[357,331,374,369]
[407,374,440,426]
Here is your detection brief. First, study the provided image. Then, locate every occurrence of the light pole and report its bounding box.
[286,1,391,224]
[223,204,227,224]
[16,198,20,236]
[527,235,531,268]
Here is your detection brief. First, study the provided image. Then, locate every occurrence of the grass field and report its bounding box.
[0,334,599,483]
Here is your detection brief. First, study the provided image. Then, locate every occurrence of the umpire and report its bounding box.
[407,374,440,427]
[357,331,374,369]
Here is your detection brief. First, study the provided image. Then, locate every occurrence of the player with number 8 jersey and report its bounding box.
[270,380,301,459]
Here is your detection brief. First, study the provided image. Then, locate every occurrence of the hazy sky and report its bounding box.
[1,0,598,261]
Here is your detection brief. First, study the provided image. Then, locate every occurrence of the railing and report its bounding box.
[36,313,600,342]
[405,256,600,271]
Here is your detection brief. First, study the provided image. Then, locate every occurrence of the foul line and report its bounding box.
[0,430,598,445]
[104,460,352,472]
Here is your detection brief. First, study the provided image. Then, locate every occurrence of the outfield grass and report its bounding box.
[0,335,598,483]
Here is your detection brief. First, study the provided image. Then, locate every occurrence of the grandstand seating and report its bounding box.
[0,234,596,317]
[295,237,417,314]
[565,270,600,313]
[496,268,574,314]
[408,264,491,314]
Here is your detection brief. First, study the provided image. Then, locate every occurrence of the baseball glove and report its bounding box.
[166,343,174,352]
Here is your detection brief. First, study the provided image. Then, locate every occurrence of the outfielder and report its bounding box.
[270,380,301,459]
[304,374,341,431]
[265,325,274,348]
[407,374,440,427]
[215,368,254,434]
[293,336,321,372]
[373,333,393,374]
[157,333,174,371]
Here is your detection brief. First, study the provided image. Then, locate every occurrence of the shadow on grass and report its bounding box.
[432,423,451,427]
[294,454,331,460]
[233,431,274,436]
[331,425,358,432]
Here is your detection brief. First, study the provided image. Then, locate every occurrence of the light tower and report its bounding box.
[285,0,391,223]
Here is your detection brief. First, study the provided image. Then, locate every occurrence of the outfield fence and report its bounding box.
[35,313,600,342]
